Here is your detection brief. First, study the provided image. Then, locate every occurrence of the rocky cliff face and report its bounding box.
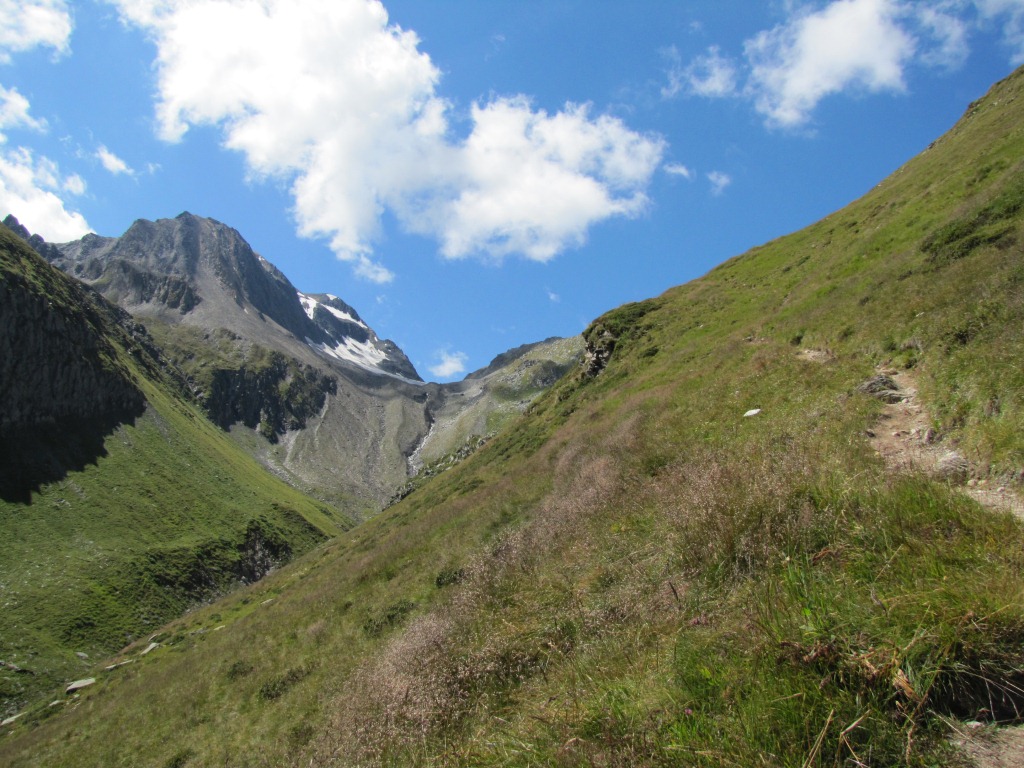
[0,226,161,500]
[46,212,420,381]
[203,353,337,441]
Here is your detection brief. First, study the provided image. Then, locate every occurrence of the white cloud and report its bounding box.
[112,0,664,281]
[435,98,663,261]
[0,85,45,132]
[975,0,1024,62]
[0,0,71,63]
[667,1,1024,128]
[662,44,737,99]
[96,145,135,176]
[0,85,88,239]
[63,173,86,195]
[914,4,970,68]
[0,147,90,241]
[0,4,87,239]
[546,288,560,303]
[661,46,686,99]
[744,0,915,128]
[664,162,694,180]
[428,349,468,379]
[707,171,732,196]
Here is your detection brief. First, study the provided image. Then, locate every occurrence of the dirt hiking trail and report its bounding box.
[865,368,1024,519]
[863,366,1024,767]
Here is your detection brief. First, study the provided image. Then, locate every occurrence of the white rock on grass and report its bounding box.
[743,408,762,418]
[65,678,96,694]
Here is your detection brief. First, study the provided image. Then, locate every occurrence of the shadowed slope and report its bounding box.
[0,230,349,717]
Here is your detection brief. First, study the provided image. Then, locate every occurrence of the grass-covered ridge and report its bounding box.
[0,237,350,718]
[3,69,1024,766]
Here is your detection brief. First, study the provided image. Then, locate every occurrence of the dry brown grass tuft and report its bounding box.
[647,440,829,578]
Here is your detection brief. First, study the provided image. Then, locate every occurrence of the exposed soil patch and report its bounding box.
[953,723,1024,768]
[798,348,834,363]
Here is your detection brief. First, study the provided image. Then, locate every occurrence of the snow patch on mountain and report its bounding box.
[299,291,368,327]
[312,335,385,367]
[306,337,422,383]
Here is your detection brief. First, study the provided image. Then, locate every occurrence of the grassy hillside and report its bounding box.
[3,69,1024,766]
[0,235,350,717]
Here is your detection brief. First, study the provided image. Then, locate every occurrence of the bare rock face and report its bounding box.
[203,354,337,441]
[45,213,421,382]
[0,226,160,500]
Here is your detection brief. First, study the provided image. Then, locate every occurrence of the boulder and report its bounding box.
[857,375,903,403]
[935,451,969,482]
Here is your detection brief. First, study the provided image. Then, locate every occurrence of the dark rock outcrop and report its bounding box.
[0,227,152,500]
[203,354,337,441]
[2,215,62,263]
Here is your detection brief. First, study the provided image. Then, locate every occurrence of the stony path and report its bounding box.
[862,366,1024,767]
[866,369,1024,519]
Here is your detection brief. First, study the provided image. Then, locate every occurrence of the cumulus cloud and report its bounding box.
[0,85,88,240]
[112,0,664,281]
[0,147,90,240]
[435,98,663,261]
[0,4,87,239]
[428,349,468,379]
[744,0,914,128]
[0,0,71,63]
[96,145,135,176]
[665,0,1024,128]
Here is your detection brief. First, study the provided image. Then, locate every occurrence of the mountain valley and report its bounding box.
[6,211,583,513]
[2,66,1024,768]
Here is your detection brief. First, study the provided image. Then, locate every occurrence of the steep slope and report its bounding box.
[0,230,348,718]
[5,68,1024,768]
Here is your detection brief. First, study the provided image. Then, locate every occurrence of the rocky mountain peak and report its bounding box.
[30,213,421,382]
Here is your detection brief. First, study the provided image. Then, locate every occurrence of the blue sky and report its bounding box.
[3,1,1023,380]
